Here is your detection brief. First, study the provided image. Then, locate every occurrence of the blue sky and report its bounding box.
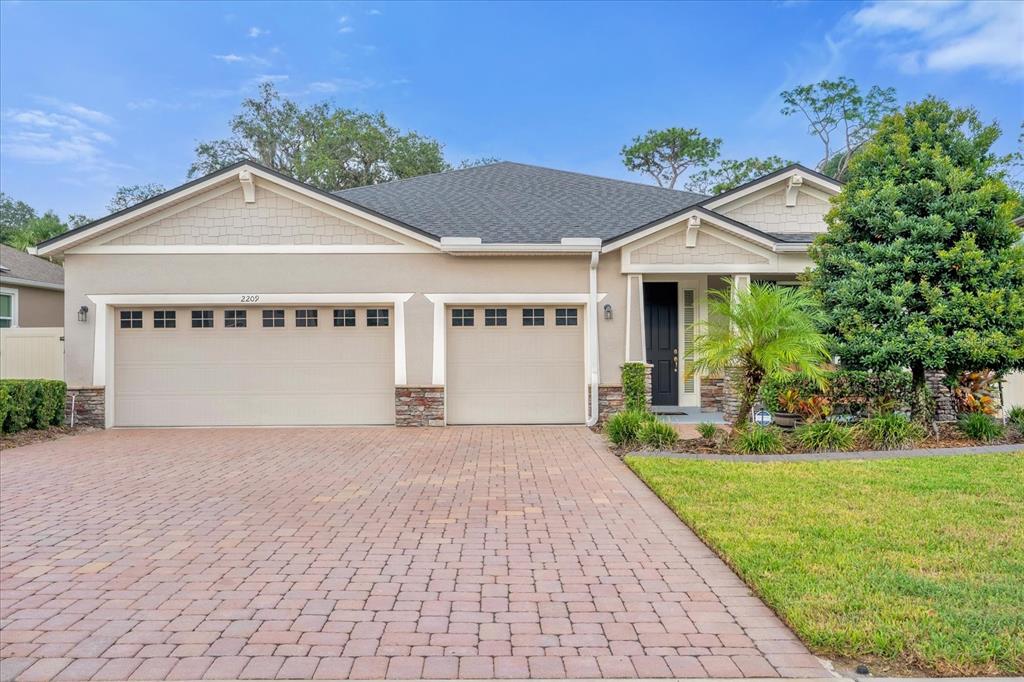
[1,0,1021,219]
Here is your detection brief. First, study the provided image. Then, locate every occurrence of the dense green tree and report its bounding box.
[4,211,68,250]
[781,76,897,180]
[685,155,794,195]
[107,183,166,213]
[809,97,1024,422]
[621,127,721,189]
[0,193,38,246]
[693,282,831,428]
[189,82,449,190]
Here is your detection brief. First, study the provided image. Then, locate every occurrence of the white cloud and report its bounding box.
[213,53,271,66]
[367,9,382,15]
[1,100,117,169]
[853,0,1024,76]
[304,78,375,94]
[247,26,267,38]
[338,15,354,33]
[214,53,245,63]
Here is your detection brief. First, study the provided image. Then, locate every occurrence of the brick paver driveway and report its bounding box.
[1,427,828,680]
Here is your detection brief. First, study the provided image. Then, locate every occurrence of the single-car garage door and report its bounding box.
[113,305,394,426]
[446,305,585,424]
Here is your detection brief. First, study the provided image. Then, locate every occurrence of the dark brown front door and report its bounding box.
[644,283,678,406]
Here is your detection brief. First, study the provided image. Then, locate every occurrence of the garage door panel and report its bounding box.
[114,306,394,426]
[446,306,585,425]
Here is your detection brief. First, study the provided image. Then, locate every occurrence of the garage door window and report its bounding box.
[484,308,507,326]
[296,309,318,327]
[522,308,545,326]
[555,308,578,326]
[224,309,247,328]
[191,310,214,328]
[367,308,389,327]
[120,310,143,329]
[451,308,474,326]
[263,309,285,328]
[153,310,176,329]
[334,309,355,327]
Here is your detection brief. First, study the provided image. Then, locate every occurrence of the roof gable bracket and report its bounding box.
[239,169,256,203]
[785,175,803,207]
[685,216,700,247]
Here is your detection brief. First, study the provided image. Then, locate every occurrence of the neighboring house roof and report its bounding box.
[336,162,708,244]
[0,244,64,289]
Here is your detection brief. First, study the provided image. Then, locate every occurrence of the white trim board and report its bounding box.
[85,292,414,427]
[0,277,64,292]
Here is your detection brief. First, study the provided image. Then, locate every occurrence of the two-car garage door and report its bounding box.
[113,306,394,426]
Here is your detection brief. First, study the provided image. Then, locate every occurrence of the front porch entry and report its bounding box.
[642,278,702,409]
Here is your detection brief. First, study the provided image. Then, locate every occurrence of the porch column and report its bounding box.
[624,274,645,363]
[731,273,750,299]
[723,274,751,423]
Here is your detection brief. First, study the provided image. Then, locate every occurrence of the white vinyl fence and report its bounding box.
[0,327,64,380]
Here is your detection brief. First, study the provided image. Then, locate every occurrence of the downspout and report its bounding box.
[587,251,601,426]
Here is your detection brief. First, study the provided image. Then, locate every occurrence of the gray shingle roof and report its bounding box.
[0,244,64,287]
[335,162,707,244]
[768,232,819,243]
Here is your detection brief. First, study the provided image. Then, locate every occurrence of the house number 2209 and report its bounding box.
[240,295,260,303]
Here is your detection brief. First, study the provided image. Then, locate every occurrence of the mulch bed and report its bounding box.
[611,421,1023,457]
[0,425,97,451]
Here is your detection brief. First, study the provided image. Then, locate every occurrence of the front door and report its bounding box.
[644,283,678,406]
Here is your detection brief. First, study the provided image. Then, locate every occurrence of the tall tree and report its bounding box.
[684,156,793,195]
[809,97,1024,422]
[0,193,38,246]
[107,183,167,213]
[621,127,721,189]
[781,76,897,180]
[189,82,449,190]
[3,211,68,250]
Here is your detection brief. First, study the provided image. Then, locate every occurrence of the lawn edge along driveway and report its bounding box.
[625,452,1024,677]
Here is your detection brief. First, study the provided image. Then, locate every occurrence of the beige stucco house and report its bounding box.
[34,161,843,428]
[0,244,64,328]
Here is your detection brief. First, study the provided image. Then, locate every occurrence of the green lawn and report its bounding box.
[626,453,1024,676]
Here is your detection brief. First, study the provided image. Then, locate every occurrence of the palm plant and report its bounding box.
[693,282,831,428]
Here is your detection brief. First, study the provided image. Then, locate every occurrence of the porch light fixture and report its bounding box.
[603,303,613,320]
[78,305,89,322]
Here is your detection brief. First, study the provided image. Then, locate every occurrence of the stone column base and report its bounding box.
[644,364,653,411]
[701,376,725,412]
[395,386,445,427]
[597,385,624,423]
[926,370,957,422]
[66,387,105,428]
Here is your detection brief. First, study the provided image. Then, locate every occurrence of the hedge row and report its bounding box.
[759,369,913,417]
[0,380,66,434]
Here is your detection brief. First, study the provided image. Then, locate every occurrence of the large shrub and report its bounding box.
[621,362,647,412]
[637,419,678,449]
[605,410,655,447]
[794,421,855,451]
[858,413,925,449]
[1,380,66,434]
[760,369,913,417]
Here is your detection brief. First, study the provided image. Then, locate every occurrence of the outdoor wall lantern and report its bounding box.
[78,305,89,323]
[603,304,613,320]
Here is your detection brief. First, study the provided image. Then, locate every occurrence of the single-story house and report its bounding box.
[0,243,64,328]
[33,161,842,428]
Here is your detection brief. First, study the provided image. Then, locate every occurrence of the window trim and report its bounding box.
[555,307,578,326]
[119,309,143,329]
[0,287,19,328]
[191,309,214,329]
[522,307,545,327]
[295,308,318,328]
[484,307,508,327]
[262,308,286,328]
[224,309,247,328]
[153,310,176,329]
[366,308,390,327]
[333,308,356,327]
[451,308,475,327]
